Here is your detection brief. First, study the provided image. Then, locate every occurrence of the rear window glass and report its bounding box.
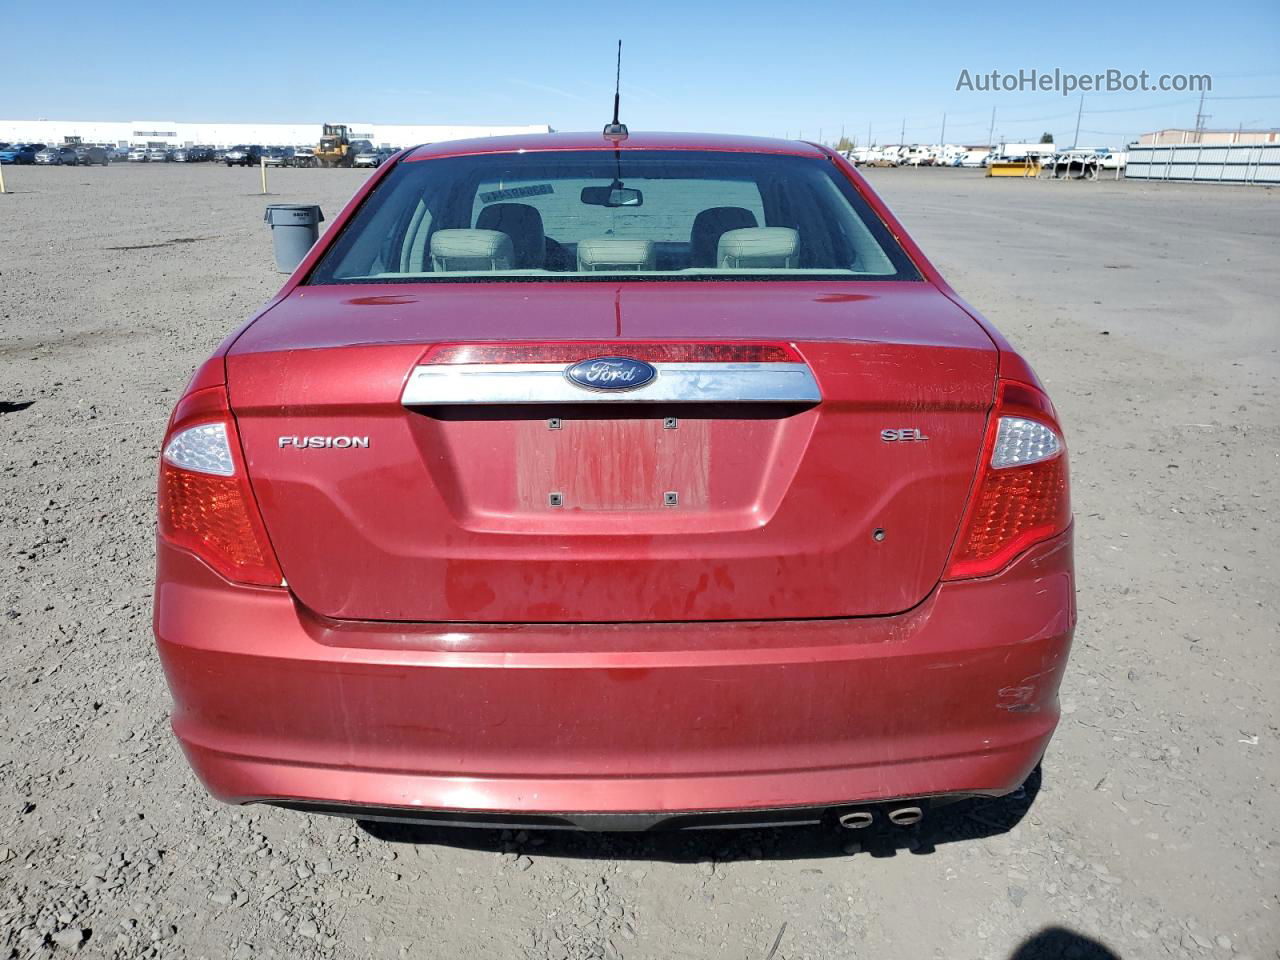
[308,150,920,284]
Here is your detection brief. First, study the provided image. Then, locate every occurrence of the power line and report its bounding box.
[1086,97,1198,114]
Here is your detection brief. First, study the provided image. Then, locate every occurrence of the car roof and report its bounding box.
[403,131,828,163]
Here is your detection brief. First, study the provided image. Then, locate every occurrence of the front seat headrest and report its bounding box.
[429,229,514,272]
[717,227,799,269]
[690,206,758,266]
[475,203,547,269]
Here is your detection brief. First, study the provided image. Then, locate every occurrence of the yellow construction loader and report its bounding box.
[315,124,354,168]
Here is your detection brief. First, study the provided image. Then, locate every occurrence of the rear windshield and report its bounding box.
[308,150,920,284]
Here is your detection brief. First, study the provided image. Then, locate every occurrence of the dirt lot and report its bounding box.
[0,162,1276,959]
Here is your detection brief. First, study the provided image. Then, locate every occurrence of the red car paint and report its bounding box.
[154,131,1074,827]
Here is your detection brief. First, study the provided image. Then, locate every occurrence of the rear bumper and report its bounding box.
[154,531,1075,818]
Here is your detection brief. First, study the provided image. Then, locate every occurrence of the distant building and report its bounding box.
[1138,128,1280,146]
[0,118,551,149]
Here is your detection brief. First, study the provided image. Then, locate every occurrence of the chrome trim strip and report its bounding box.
[401,362,821,405]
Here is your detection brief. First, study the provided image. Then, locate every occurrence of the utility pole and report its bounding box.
[900,117,906,146]
[1072,95,1084,148]
[987,107,996,148]
[867,120,872,147]
[940,112,947,145]
[1194,90,1210,142]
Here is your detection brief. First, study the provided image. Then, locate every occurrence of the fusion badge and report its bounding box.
[278,436,370,449]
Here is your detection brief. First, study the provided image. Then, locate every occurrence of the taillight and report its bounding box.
[945,379,1070,579]
[157,382,283,587]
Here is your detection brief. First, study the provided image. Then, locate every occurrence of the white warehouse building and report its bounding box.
[0,119,551,149]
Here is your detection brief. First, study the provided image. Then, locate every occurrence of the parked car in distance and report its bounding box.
[173,146,211,162]
[154,130,1076,834]
[351,147,398,168]
[1,143,43,164]
[211,148,227,163]
[288,146,315,168]
[35,146,79,165]
[147,147,169,163]
[261,147,289,167]
[225,145,263,167]
[127,146,149,162]
[1100,151,1127,170]
[75,145,110,166]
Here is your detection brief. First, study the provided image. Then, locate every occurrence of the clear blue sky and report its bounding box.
[9,0,1279,146]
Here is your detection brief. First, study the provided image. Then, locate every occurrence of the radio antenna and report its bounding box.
[603,40,628,139]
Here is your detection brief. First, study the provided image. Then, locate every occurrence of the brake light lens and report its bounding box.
[945,381,1070,579]
[421,341,802,364]
[157,384,283,587]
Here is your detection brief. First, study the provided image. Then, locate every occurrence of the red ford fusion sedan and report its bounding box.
[153,131,1074,831]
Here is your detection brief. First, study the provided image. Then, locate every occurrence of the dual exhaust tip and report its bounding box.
[838,806,923,829]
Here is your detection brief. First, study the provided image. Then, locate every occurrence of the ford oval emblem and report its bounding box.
[565,356,656,391]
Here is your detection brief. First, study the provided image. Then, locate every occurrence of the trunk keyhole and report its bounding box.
[873,528,886,542]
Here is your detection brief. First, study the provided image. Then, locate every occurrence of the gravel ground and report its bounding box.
[0,162,1276,959]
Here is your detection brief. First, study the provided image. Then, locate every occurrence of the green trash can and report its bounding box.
[264,204,324,273]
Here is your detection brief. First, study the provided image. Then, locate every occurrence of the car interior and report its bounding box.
[312,151,917,283]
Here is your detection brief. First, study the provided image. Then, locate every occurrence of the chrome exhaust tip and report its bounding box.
[837,810,875,829]
[887,805,923,827]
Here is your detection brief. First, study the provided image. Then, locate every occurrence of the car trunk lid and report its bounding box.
[228,281,996,622]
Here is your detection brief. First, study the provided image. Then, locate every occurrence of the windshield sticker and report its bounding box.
[480,183,554,203]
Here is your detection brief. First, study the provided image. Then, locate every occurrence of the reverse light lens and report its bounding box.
[991,416,1061,468]
[162,423,235,476]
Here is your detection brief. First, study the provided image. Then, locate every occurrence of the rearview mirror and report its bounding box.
[580,185,644,207]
